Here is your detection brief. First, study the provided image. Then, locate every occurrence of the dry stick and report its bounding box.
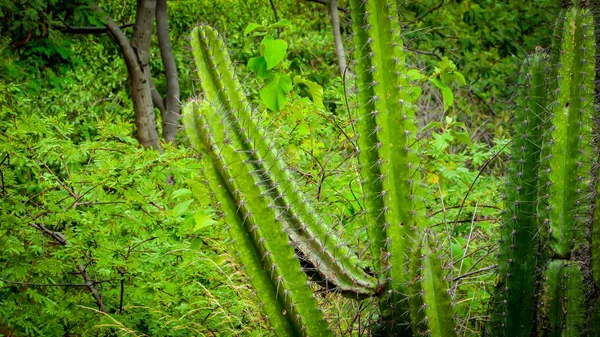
[0,154,7,195]
[452,140,511,233]
[78,264,106,313]
[452,264,497,282]
[29,219,106,313]
[330,0,348,76]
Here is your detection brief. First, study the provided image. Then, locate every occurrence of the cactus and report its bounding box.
[489,2,599,336]
[184,0,456,336]
[184,0,600,336]
[489,52,548,336]
[349,0,454,335]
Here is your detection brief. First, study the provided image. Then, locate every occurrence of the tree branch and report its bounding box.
[78,264,106,313]
[30,222,67,246]
[409,0,445,23]
[91,0,161,150]
[156,0,180,145]
[29,218,106,313]
[0,278,116,287]
[54,23,134,35]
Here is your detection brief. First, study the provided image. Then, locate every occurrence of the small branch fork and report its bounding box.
[26,219,107,313]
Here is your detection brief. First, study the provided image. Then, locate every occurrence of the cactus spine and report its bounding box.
[490,3,598,336]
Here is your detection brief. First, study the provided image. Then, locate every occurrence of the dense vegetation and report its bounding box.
[1,0,595,336]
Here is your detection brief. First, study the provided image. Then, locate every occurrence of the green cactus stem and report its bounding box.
[539,4,594,259]
[490,3,597,336]
[184,102,300,336]
[349,0,455,335]
[184,100,333,336]
[419,232,458,337]
[489,52,548,337]
[188,25,377,298]
[537,260,585,337]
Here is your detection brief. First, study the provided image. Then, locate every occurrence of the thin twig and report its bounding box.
[78,264,106,313]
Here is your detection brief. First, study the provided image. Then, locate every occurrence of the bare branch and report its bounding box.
[54,23,134,35]
[78,264,106,313]
[30,222,67,246]
[408,0,445,23]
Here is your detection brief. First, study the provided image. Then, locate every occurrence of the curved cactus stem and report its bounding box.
[189,25,377,298]
[489,52,548,337]
[538,260,585,337]
[184,100,333,337]
[184,103,297,336]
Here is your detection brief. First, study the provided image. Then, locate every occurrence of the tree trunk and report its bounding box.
[92,1,161,150]
[329,0,347,76]
[156,0,180,145]
[129,0,161,150]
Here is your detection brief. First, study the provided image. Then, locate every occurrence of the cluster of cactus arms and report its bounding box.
[184,0,600,336]
[489,2,600,336]
[184,0,456,336]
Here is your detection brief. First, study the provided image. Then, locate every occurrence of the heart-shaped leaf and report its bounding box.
[247,56,269,79]
[261,35,288,69]
[260,73,292,111]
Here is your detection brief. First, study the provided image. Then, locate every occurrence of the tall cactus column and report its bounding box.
[349,0,455,336]
[185,25,383,336]
[489,52,548,336]
[490,3,597,336]
[537,4,594,335]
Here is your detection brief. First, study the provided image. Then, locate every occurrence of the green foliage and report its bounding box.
[244,20,323,111]
[0,112,262,336]
[0,28,264,335]
[1,0,580,336]
[400,0,558,137]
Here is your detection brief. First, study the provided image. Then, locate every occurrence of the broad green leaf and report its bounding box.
[244,22,264,36]
[261,35,287,69]
[430,78,454,111]
[247,56,269,79]
[194,210,216,232]
[452,71,467,86]
[190,238,204,250]
[423,121,444,133]
[267,19,292,30]
[407,69,426,81]
[450,129,472,146]
[260,73,292,111]
[452,121,468,130]
[293,76,324,108]
[173,199,194,217]
[171,188,192,199]
[407,86,422,102]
